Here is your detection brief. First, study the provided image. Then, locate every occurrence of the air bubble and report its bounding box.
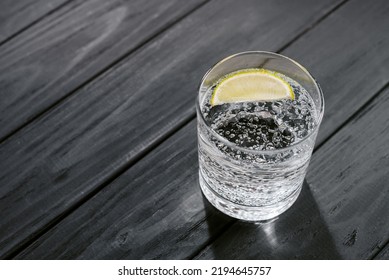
[201,73,317,153]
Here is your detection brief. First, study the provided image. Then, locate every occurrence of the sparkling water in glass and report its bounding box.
[196,51,324,221]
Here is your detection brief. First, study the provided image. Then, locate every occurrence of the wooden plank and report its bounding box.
[196,87,389,259]
[16,120,234,259]
[194,0,389,258]
[198,182,342,259]
[304,90,389,259]
[0,0,205,142]
[281,0,389,145]
[0,0,67,44]
[15,121,339,259]
[0,0,340,258]
[18,87,389,259]
[17,0,389,259]
[374,244,389,260]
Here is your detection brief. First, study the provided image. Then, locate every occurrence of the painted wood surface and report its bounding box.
[375,243,389,260]
[1,0,388,259]
[280,0,389,145]
[0,0,206,142]
[16,120,233,259]
[0,0,206,258]
[16,0,389,259]
[0,0,68,44]
[0,0,340,259]
[197,86,389,259]
[18,85,389,259]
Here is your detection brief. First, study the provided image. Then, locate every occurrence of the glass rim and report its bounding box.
[196,51,325,155]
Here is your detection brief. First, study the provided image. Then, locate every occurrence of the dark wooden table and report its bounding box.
[0,0,388,260]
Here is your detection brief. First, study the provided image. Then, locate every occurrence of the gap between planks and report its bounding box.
[0,0,74,48]
[0,0,347,145]
[4,0,211,260]
[371,228,389,259]
[0,0,210,145]
[190,80,389,260]
[8,0,349,259]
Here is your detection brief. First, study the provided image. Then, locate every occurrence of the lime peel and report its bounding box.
[210,68,294,106]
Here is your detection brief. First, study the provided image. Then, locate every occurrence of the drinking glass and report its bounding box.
[196,51,324,221]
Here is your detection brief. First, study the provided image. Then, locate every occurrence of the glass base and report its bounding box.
[199,172,302,221]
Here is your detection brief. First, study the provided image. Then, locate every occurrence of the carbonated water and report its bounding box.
[198,71,319,220]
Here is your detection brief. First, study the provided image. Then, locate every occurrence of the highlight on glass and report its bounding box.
[196,51,324,221]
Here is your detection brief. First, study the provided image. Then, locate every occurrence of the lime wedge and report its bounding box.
[211,69,294,106]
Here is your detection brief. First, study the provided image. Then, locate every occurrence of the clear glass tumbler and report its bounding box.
[196,51,324,221]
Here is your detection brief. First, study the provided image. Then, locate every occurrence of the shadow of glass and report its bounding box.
[200,180,341,259]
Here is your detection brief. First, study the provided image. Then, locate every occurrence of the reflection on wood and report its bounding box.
[0,0,205,141]
[0,0,388,259]
[0,0,67,43]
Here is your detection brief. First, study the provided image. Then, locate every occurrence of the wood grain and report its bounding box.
[0,0,67,44]
[16,120,341,259]
[304,89,389,259]
[17,0,389,259]
[374,243,389,260]
[18,86,389,259]
[0,0,340,258]
[0,0,205,142]
[197,181,342,259]
[281,0,389,145]
[16,120,234,259]
[195,0,389,257]
[197,86,389,259]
